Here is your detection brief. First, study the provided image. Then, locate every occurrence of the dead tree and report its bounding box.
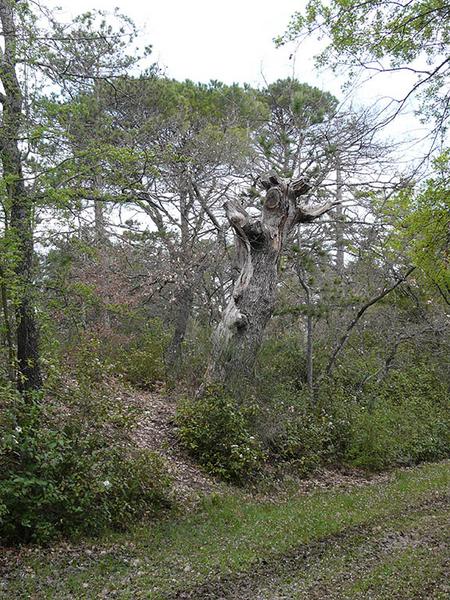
[206,172,339,387]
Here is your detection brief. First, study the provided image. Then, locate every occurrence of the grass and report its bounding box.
[251,506,449,598]
[1,460,448,599]
[348,545,449,599]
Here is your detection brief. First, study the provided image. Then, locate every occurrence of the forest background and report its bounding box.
[0,0,448,544]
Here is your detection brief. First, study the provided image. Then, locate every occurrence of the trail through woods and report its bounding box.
[171,494,449,599]
[1,453,448,600]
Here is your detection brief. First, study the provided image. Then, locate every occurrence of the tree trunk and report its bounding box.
[165,285,194,373]
[0,0,42,393]
[206,172,338,387]
[208,223,280,385]
[0,264,15,382]
[94,198,105,242]
[305,311,313,393]
[165,188,195,373]
[335,159,345,273]
[296,260,314,396]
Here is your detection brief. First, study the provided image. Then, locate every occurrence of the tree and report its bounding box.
[384,149,450,300]
[277,1,450,138]
[247,78,398,395]
[0,2,146,391]
[91,78,261,372]
[254,78,337,177]
[206,172,339,386]
[36,8,146,238]
[0,0,42,392]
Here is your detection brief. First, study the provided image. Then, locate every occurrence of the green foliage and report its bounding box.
[0,380,172,544]
[253,381,352,475]
[346,368,449,470]
[113,320,170,389]
[278,0,450,127]
[256,78,337,175]
[261,78,337,126]
[257,376,448,474]
[257,334,307,388]
[385,149,450,291]
[176,387,264,482]
[253,338,449,474]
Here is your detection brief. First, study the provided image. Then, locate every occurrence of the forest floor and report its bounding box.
[1,458,448,599]
[116,388,395,503]
[1,391,449,599]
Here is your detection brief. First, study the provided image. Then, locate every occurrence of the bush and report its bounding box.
[252,355,449,474]
[113,319,170,389]
[257,335,306,389]
[253,382,353,475]
[345,398,449,470]
[0,381,172,544]
[345,369,449,470]
[176,387,263,482]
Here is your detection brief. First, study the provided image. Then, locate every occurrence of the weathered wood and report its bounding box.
[206,172,338,386]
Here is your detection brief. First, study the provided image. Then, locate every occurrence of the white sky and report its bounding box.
[48,1,333,90]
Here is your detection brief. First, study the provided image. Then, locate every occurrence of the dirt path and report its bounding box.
[124,388,222,501]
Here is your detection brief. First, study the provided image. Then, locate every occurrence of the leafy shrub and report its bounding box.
[176,386,263,482]
[345,369,449,470]
[257,335,306,389]
[253,353,449,474]
[253,383,353,475]
[0,381,172,544]
[345,398,449,470]
[113,319,170,389]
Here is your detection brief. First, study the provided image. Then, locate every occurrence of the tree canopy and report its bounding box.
[277,0,450,135]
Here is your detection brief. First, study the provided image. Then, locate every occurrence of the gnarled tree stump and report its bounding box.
[206,172,338,387]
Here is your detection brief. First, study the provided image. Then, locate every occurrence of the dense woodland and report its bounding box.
[0,0,449,546]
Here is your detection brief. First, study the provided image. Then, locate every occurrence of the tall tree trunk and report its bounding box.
[295,257,314,396]
[94,197,105,242]
[206,172,338,388]
[0,0,42,393]
[165,189,193,373]
[208,224,280,385]
[335,158,345,273]
[92,172,111,328]
[0,264,15,382]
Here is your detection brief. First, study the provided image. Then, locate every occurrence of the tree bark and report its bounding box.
[0,264,15,382]
[0,0,42,393]
[206,172,338,387]
[296,262,314,396]
[165,285,194,373]
[164,188,194,372]
[335,159,345,273]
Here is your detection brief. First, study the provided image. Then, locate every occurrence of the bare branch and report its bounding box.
[322,266,416,379]
[295,200,340,224]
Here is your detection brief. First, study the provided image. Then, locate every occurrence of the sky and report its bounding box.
[47,0,332,90]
